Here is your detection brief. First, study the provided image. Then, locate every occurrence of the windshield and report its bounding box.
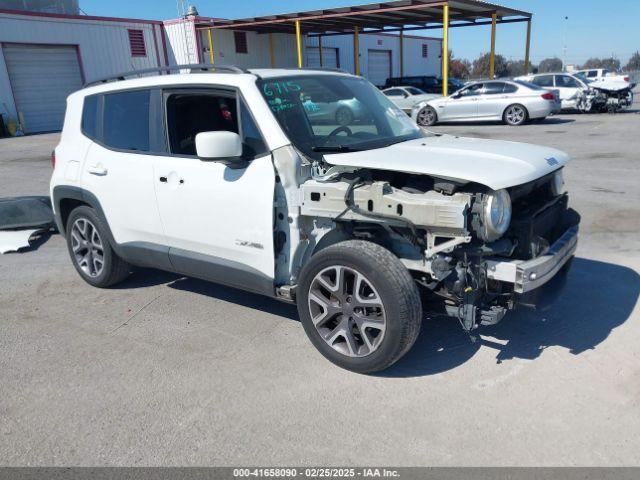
[259,74,425,158]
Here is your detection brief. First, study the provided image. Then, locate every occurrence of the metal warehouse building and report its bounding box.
[0,4,443,133]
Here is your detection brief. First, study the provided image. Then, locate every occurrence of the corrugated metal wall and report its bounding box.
[195,28,441,80]
[307,33,442,80]
[164,19,199,65]
[195,28,298,69]
[0,12,164,122]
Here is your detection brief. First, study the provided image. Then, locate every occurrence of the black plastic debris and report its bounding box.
[0,196,55,231]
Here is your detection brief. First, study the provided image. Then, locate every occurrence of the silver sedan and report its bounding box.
[411,80,561,127]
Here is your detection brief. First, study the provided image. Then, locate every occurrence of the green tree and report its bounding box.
[538,57,563,73]
[582,57,621,71]
[471,53,509,78]
[450,58,471,79]
[626,52,640,71]
[505,60,532,77]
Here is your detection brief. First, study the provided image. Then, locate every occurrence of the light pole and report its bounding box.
[562,16,569,71]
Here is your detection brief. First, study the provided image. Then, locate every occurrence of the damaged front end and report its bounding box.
[273,144,579,333]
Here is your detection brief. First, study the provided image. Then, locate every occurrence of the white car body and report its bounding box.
[516,73,591,110]
[382,86,440,113]
[50,67,579,372]
[411,79,558,125]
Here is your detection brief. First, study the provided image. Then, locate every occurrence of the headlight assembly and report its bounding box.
[477,189,512,242]
[550,169,565,196]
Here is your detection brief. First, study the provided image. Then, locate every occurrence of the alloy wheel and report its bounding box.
[308,265,387,357]
[70,218,104,278]
[506,105,526,125]
[418,107,435,126]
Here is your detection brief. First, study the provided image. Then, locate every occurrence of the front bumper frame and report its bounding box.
[485,224,579,294]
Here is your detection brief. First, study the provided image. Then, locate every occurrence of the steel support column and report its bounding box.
[489,13,497,79]
[295,20,303,68]
[354,26,360,75]
[319,35,324,67]
[524,19,532,74]
[442,4,449,96]
[207,28,215,64]
[399,29,404,77]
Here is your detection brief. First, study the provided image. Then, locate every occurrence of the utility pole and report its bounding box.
[562,16,569,71]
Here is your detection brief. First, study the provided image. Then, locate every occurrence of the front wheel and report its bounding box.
[297,240,422,373]
[503,104,528,126]
[417,105,438,126]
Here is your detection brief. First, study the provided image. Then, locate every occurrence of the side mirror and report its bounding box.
[195,131,242,161]
[403,92,409,98]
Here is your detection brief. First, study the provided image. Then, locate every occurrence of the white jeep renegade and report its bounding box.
[51,65,580,373]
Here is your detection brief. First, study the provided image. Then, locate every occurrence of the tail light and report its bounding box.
[50,150,56,169]
[623,76,629,82]
[541,92,555,100]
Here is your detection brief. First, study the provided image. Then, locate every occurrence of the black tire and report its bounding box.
[65,206,131,288]
[503,103,528,126]
[297,240,422,373]
[417,105,437,126]
[335,106,354,126]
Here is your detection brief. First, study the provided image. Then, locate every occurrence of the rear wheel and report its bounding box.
[297,240,422,373]
[66,206,130,288]
[335,107,354,126]
[503,104,528,126]
[417,105,437,126]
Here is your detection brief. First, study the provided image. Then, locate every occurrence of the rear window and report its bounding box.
[81,95,99,140]
[103,90,150,151]
[514,80,543,90]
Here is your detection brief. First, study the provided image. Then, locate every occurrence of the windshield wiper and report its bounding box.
[311,145,359,153]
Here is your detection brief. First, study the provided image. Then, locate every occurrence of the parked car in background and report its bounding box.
[516,73,592,110]
[302,95,368,126]
[51,66,579,373]
[382,86,440,113]
[412,79,559,126]
[519,72,634,112]
[383,75,465,94]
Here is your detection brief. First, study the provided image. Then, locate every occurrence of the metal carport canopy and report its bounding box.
[199,0,533,94]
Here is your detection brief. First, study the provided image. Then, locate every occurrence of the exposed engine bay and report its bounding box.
[272,145,580,333]
[576,85,634,113]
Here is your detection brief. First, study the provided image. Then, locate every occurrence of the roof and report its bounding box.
[198,0,531,35]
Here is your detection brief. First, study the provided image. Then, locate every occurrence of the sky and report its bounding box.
[80,0,640,66]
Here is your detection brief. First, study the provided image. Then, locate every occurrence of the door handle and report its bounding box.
[159,176,184,184]
[88,165,108,176]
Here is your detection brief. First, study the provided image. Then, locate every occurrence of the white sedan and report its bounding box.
[382,86,441,113]
[411,80,560,127]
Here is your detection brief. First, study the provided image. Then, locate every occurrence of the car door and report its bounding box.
[476,82,511,119]
[151,87,276,293]
[439,83,482,121]
[384,88,411,111]
[81,88,166,248]
[554,75,581,107]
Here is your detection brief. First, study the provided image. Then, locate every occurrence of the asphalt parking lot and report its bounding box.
[1,101,639,466]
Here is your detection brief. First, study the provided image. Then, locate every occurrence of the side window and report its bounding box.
[166,92,237,156]
[81,95,99,140]
[503,83,518,93]
[384,88,405,97]
[458,83,483,96]
[165,91,267,159]
[556,75,579,88]
[532,75,554,87]
[103,90,150,151]
[239,99,268,158]
[482,82,506,95]
[587,70,598,78]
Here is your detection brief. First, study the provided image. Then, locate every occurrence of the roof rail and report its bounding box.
[84,64,247,88]
[299,67,351,75]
